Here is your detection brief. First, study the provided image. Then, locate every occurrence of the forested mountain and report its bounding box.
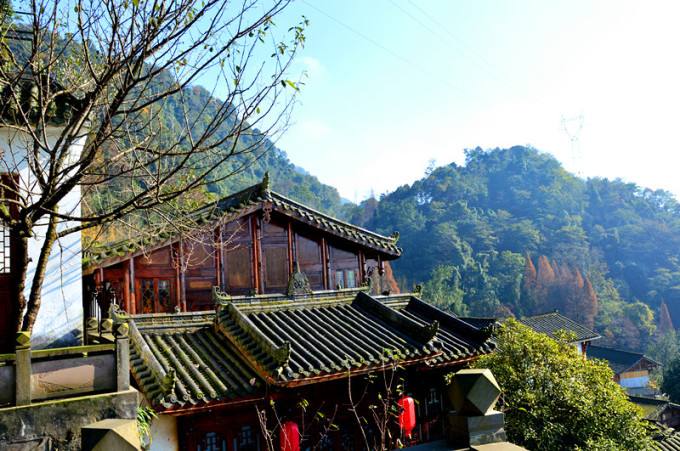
[348,146,680,354]
[83,79,352,244]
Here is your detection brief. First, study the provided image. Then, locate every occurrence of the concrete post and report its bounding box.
[114,320,130,391]
[15,331,31,406]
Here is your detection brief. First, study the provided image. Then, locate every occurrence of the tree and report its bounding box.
[659,300,675,336]
[661,354,680,403]
[474,319,652,450]
[421,265,467,315]
[0,0,306,332]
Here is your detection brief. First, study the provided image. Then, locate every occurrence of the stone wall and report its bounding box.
[0,388,138,450]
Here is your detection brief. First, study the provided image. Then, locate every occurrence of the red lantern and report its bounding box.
[398,395,416,438]
[280,420,300,451]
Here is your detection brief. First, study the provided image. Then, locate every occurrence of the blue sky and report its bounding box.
[235,1,680,202]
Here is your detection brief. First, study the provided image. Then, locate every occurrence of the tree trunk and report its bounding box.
[13,231,29,333]
[21,214,58,332]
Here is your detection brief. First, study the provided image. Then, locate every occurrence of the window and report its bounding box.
[234,425,257,451]
[334,269,357,289]
[158,280,171,311]
[198,432,226,451]
[138,278,174,313]
[140,279,154,313]
[0,221,9,273]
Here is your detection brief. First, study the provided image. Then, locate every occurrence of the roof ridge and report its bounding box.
[269,191,397,243]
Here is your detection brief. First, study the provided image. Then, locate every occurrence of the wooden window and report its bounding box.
[224,219,254,294]
[137,278,174,313]
[260,219,289,293]
[334,269,357,289]
[295,232,324,290]
[0,221,9,273]
[140,279,154,313]
[329,243,360,289]
[198,431,227,451]
[233,425,258,451]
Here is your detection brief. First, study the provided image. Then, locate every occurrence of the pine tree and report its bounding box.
[659,301,675,335]
[521,255,538,314]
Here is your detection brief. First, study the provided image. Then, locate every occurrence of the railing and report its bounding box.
[0,315,130,408]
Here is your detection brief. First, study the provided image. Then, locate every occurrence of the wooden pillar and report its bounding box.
[219,228,226,291]
[321,237,329,290]
[123,260,131,313]
[358,250,366,284]
[128,257,136,315]
[179,240,187,311]
[287,222,294,274]
[215,225,223,289]
[174,243,182,311]
[251,215,261,294]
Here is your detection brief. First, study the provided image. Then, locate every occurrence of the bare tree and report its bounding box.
[0,0,306,332]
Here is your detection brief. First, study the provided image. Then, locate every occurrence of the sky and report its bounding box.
[234,1,680,203]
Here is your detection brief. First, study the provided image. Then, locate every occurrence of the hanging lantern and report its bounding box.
[280,420,300,451]
[398,395,416,438]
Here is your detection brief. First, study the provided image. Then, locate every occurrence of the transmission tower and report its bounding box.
[561,113,585,176]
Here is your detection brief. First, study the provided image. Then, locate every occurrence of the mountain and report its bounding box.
[348,146,680,353]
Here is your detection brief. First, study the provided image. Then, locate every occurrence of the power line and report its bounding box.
[300,0,460,92]
[400,0,513,91]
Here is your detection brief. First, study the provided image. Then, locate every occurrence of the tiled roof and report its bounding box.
[129,311,263,412]
[655,428,680,451]
[458,317,499,331]
[84,178,401,268]
[630,396,680,422]
[213,289,494,385]
[128,289,495,411]
[588,345,660,375]
[519,312,600,343]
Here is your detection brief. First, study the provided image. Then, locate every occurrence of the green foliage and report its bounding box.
[474,320,653,451]
[661,354,680,403]
[354,146,680,351]
[136,405,158,449]
[421,265,467,315]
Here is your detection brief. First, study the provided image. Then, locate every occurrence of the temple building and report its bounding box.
[83,177,497,450]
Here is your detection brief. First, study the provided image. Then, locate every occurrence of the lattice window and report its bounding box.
[158,280,171,311]
[234,425,257,451]
[0,221,9,274]
[140,279,154,313]
[198,432,226,451]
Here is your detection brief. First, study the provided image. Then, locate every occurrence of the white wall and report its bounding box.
[149,414,179,451]
[620,375,650,389]
[0,126,87,348]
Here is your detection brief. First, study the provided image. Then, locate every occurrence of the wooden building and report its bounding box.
[85,177,497,450]
[588,345,661,395]
[83,176,401,315]
[127,289,495,450]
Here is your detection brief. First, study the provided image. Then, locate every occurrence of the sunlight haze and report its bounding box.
[271,0,680,202]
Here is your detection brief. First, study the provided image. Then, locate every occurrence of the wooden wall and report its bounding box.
[97,211,392,314]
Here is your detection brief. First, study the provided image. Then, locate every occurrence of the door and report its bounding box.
[136,278,174,313]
